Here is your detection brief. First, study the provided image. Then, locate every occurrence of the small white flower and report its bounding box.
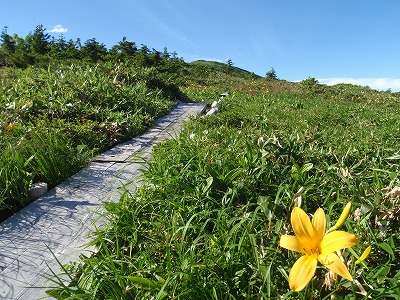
[257,136,264,147]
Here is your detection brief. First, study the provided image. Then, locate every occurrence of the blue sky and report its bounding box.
[1,0,400,90]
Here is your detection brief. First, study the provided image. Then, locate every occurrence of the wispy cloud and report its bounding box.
[318,77,400,91]
[136,5,195,47]
[49,25,68,33]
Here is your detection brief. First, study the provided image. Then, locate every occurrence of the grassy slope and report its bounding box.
[0,61,180,221]
[14,61,400,298]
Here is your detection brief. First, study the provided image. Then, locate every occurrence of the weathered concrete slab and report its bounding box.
[0,101,206,300]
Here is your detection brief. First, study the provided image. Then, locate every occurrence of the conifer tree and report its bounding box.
[0,26,16,53]
[29,24,51,55]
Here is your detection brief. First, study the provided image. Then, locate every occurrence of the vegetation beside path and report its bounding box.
[0,61,182,221]
[1,25,399,299]
[48,64,400,298]
[1,24,190,220]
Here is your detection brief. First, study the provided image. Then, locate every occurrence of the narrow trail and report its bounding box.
[0,102,207,300]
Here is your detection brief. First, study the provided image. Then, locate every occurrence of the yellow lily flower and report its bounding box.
[280,207,358,291]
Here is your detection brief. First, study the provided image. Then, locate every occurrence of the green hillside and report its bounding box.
[190,59,262,78]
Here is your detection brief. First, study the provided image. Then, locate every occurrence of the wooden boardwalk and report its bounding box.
[0,102,207,300]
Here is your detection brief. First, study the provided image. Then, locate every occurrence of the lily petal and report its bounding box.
[291,207,315,251]
[321,231,358,254]
[312,208,326,244]
[288,255,318,292]
[318,252,353,281]
[280,235,305,253]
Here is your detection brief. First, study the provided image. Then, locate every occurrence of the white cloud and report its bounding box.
[317,77,400,91]
[49,25,68,33]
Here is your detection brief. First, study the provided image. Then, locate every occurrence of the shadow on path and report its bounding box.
[0,102,206,300]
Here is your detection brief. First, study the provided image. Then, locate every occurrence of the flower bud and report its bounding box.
[355,246,371,265]
[328,202,352,232]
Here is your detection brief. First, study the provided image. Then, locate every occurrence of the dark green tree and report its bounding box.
[48,34,67,59]
[56,34,67,51]
[0,26,16,66]
[62,39,80,59]
[227,58,234,73]
[109,37,137,61]
[1,26,16,53]
[28,24,51,56]
[266,67,277,80]
[118,37,137,56]
[80,38,107,62]
[134,44,151,67]
[162,47,170,59]
[149,48,161,66]
[171,51,178,59]
[11,33,31,67]
[75,38,82,50]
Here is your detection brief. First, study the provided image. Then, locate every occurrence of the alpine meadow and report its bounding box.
[1,25,400,299]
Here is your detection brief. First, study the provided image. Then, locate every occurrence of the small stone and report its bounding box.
[28,182,48,200]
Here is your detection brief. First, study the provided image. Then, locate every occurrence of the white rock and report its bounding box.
[28,182,48,200]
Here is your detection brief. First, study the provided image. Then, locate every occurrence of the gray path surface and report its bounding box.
[0,102,207,300]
